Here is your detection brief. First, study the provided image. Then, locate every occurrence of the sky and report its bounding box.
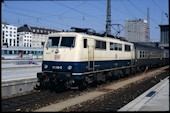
[2,0,169,42]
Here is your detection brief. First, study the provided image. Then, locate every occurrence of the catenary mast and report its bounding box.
[147,8,150,42]
[106,0,111,36]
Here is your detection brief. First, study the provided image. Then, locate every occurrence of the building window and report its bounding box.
[14,51,17,54]
[140,51,142,58]
[9,50,12,54]
[10,39,12,43]
[4,50,7,54]
[143,51,145,58]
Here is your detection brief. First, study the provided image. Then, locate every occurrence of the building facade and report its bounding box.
[17,24,33,47]
[125,19,148,42]
[31,27,59,48]
[1,23,18,47]
[159,25,169,50]
[17,24,59,48]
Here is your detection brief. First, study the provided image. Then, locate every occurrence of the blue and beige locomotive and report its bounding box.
[36,28,168,90]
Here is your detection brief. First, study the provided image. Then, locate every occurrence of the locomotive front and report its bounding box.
[36,32,81,90]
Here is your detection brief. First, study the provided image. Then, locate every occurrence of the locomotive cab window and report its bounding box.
[46,37,75,48]
[47,37,60,47]
[60,37,75,48]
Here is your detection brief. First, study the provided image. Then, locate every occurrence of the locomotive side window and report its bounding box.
[118,44,122,51]
[110,42,122,51]
[83,39,87,48]
[114,43,118,50]
[95,40,106,50]
[125,44,131,51]
[140,51,142,58]
[110,42,114,50]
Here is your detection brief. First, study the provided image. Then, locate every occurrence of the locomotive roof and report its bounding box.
[48,32,133,45]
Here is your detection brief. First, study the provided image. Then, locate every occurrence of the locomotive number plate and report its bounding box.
[52,66,62,69]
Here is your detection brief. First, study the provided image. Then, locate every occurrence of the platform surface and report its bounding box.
[118,77,169,111]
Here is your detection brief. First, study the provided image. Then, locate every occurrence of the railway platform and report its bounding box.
[1,59,42,68]
[118,76,169,111]
[1,59,42,63]
[2,63,41,80]
[1,61,41,98]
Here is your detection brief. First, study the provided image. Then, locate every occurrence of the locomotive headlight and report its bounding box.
[44,64,48,69]
[67,65,72,70]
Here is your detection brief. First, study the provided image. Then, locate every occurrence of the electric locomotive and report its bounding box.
[36,28,168,90]
[36,28,136,90]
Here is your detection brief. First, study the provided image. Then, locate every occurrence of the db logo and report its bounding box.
[54,54,61,60]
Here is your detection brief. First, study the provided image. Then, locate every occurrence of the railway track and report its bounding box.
[2,66,169,112]
[62,69,169,111]
[2,89,84,112]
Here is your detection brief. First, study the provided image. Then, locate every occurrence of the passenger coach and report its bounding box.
[1,46,43,59]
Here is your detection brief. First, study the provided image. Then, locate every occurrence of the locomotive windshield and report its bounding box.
[46,37,75,48]
[47,37,60,47]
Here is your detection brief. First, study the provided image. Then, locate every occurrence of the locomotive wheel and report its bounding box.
[114,73,121,80]
[64,78,72,90]
[78,81,88,91]
[89,79,98,87]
